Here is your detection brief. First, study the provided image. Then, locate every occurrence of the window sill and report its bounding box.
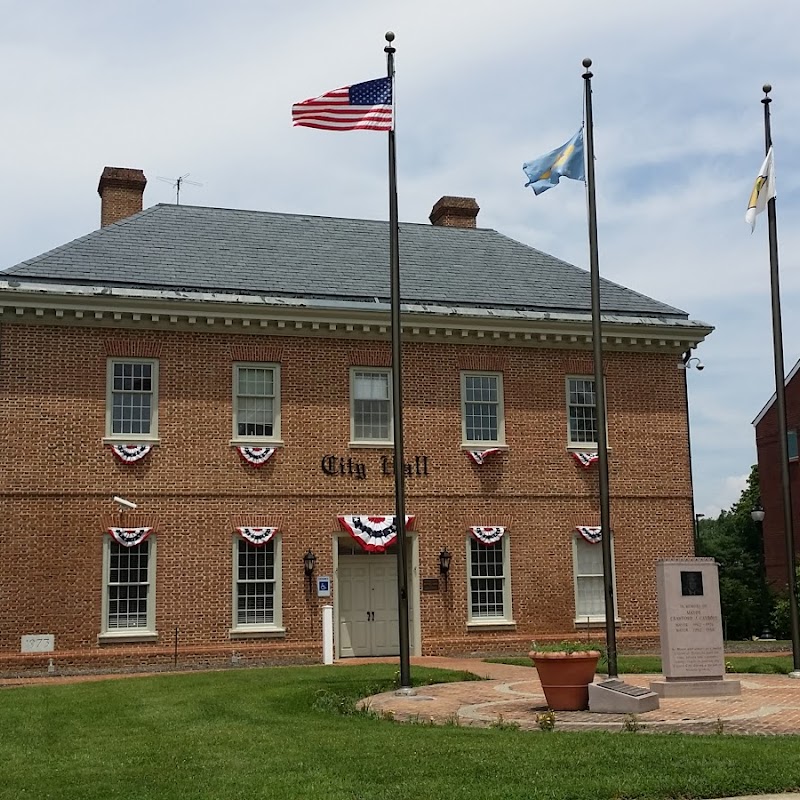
[229,627,286,640]
[566,445,613,453]
[574,617,621,628]
[103,437,161,446]
[467,620,517,632]
[460,443,508,450]
[98,631,158,644]
[230,440,284,447]
[348,441,394,449]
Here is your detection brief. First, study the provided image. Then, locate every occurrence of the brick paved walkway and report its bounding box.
[350,656,800,736]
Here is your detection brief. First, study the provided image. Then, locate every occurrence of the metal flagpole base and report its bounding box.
[394,686,417,697]
[788,670,800,680]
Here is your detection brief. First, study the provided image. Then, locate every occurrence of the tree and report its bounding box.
[696,465,772,640]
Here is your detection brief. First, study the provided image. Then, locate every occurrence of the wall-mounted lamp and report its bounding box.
[439,547,452,589]
[303,549,317,581]
[751,499,765,524]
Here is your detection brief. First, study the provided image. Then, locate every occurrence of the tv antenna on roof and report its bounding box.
[156,173,203,205]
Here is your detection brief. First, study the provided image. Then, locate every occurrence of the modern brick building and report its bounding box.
[0,167,712,674]
[753,358,800,585]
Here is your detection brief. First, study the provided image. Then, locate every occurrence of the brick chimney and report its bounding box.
[97,167,147,227]
[429,196,479,228]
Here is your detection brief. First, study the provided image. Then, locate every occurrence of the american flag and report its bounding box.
[292,77,392,132]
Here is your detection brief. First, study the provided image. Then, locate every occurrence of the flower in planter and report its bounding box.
[530,640,601,655]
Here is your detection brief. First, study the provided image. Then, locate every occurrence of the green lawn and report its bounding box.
[1,664,800,800]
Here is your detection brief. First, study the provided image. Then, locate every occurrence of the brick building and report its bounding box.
[0,167,712,674]
[753,358,800,585]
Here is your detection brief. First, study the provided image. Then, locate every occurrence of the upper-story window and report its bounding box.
[350,368,392,444]
[566,376,598,447]
[106,358,159,441]
[232,363,281,443]
[461,372,505,446]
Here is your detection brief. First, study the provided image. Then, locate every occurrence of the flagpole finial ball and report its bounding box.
[385,31,395,42]
[763,83,772,94]
[582,58,592,68]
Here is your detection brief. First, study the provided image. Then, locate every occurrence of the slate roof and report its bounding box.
[4,203,688,319]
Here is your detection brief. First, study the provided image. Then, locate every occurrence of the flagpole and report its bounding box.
[384,31,413,691]
[760,84,800,676]
[582,58,617,678]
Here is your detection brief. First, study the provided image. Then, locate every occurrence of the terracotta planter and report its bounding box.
[529,650,601,711]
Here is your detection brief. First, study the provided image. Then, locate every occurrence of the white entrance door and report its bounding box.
[338,556,400,657]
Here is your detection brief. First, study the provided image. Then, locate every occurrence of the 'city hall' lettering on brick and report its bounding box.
[321,454,429,480]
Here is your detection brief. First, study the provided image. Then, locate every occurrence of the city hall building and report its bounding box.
[0,168,712,674]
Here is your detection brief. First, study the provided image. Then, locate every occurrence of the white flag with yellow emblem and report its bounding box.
[746,147,776,231]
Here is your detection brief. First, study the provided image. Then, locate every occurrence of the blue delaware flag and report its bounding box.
[523,129,585,195]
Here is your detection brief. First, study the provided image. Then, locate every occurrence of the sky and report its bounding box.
[1,0,798,518]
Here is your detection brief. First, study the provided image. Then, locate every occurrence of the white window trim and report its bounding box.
[104,357,160,444]
[572,532,619,625]
[349,367,393,447]
[98,534,157,643]
[565,374,608,451]
[230,362,283,446]
[460,371,506,448]
[465,534,514,627]
[229,535,285,638]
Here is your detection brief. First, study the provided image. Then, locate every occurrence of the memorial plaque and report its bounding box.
[656,559,724,679]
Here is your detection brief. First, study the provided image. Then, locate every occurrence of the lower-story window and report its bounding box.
[573,533,615,622]
[103,537,155,634]
[467,535,512,622]
[233,537,282,630]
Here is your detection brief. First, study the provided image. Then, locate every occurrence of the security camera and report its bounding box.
[113,496,137,510]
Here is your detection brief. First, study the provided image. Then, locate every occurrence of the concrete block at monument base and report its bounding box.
[588,679,661,713]
[649,678,741,698]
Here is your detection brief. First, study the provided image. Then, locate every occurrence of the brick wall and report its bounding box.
[754,374,800,585]
[0,322,692,673]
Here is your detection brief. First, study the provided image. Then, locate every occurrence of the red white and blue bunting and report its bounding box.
[108,527,153,547]
[236,526,278,546]
[576,526,602,544]
[469,526,506,545]
[337,515,416,553]
[237,447,276,467]
[466,448,502,465]
[110,445,152,464]
[571,451,599,469]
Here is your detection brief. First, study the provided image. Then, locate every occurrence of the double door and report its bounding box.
[338,556,399,657]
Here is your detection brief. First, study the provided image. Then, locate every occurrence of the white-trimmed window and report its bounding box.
[232,537,283,634]
[566,376,598,447]
[461,372,505,446]
[106,358,159,441]
[232,363,281,443]
[466,536,512,624]
[101,536,156,638]
[572,534,616,622]
[350,368,392,444]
